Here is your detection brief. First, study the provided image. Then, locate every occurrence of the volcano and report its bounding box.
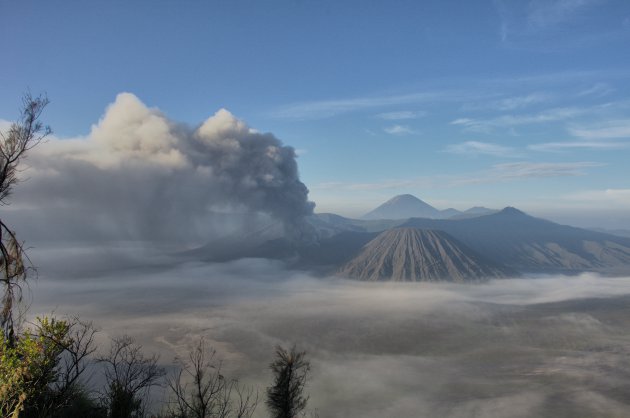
[338,227,510,282]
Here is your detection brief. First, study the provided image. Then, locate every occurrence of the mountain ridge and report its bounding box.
[192,204,630,277]
[361,194,498,220]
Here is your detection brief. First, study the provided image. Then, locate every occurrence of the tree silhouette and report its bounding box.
[266,345,310,418]
[166,339,258,418]
[98,336,165,418]
[0,93,51,346]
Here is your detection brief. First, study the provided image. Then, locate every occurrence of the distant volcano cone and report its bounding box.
[361,194,441,220]
[338,228,509,282]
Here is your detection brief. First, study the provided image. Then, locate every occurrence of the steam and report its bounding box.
[8,93,314,243]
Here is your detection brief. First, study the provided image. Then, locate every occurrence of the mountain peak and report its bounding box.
[389,194,422,202]
[362,194,440,220]
[338,227,508,282]
[499,207,527,216]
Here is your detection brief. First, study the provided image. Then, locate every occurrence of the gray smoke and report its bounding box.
[6,93,314,244]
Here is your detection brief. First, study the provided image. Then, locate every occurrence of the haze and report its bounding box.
[26,246,630,417]
[2,1,630,417]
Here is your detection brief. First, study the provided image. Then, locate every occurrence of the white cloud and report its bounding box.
[384,125,416,135]
[451,118,475,125]
[445,141,517,157]
[528,0,602,28]
[529,141,630,152]
[497,69,629,86]
[497,107,583,124]
[464,93,550,112]
[564,189,630,206]
[271,92,443,119]
[268,88,482,120]
[496,0,616,53]
[314,161,602,192]
[577,82,614,97]
[451,107,585,132]
[376,110,427,120]
[497,93,549,110]
[570,120,630,139]
[454,161,605,185]
[273,73,630,121]
[490,161,604,179]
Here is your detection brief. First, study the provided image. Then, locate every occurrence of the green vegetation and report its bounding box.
[0,317,100,417]
[0,318,71,416]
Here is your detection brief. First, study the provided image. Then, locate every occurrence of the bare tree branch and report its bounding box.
[1,92,50,346]
[98,335,165,417]
[166,339,258,418]
[23,317,99,417]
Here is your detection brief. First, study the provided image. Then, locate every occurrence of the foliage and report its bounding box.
[266,345,310,418]
[0,316,99,417]
[0,318,67,416]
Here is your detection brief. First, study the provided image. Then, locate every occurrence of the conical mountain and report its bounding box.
[338,227,510,282]
[362,194,441,220]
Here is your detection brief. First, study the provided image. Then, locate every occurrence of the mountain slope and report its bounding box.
[191,207,630,276]
[589,228,630,239]
[308,213,405,237]
[402,208,630,273]
[465,206,496,215]
[362,194,441,220]
[440,208,463,218]
[450,207,498,219]
[338,228,510,282]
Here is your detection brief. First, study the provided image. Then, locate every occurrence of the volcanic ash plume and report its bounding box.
[9,93,315,243]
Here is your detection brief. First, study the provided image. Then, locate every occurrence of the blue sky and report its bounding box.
[1,0,630,226]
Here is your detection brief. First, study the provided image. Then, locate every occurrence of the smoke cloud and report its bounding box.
[6,93,314,244]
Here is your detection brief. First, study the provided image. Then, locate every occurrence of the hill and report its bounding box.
[338,228,510,282]
[402,207,630,273]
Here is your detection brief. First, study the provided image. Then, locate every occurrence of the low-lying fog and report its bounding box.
[26,243,630,418]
